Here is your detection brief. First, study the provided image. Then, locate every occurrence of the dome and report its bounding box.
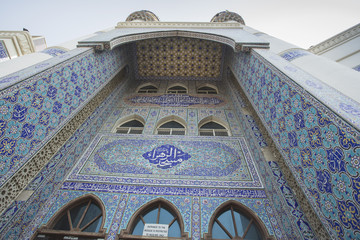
[126,10,160,22]
[210,11,245,25]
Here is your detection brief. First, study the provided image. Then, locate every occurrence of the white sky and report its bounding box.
[1,0,359,49]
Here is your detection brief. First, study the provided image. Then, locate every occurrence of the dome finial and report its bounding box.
[126,10,160,22]
[211,11,245,25]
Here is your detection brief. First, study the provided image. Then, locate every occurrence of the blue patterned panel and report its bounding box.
[0,47,129,187]
[143,144,191,169]
[0,41,9,62]
[67,135,263,189]
[125,94,225,107]
[41,47,67,57]
[280,49,310,61]
[245,115,267,147]
[230,50,360,239]
[0,81,125,239]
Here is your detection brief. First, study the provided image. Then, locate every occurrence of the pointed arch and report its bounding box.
[198,116,230,136]
[197,83,218,94]
[112,114,145,134]
[204,200,274,240]
[119,198,189,239]
[136,83,159,93]
[36,194,106,239]
[167,83,188,94]
[156,115,187,135]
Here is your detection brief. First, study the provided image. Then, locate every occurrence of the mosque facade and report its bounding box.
[0,10,360,240]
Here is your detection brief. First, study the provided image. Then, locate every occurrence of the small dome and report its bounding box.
[210,11,245,25]
[126,10,160,22]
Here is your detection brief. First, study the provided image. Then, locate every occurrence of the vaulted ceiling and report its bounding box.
[134,37,224,81]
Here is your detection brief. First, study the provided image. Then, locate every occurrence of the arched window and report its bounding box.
[36,195,106,239]
[119,199,189,239]
[138,84,158,93]
[204,201,274,240]
[157,121,186,135]
[116,119,144,134]
[197,85,218,94]
[199,121,229,136]
[167,85,187,94]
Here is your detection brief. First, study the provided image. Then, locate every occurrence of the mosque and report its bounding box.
[0,10,360,240]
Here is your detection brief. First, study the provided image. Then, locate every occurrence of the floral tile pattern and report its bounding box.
[230,49,360,239]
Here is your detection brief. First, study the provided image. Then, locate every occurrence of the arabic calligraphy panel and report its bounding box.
[68,134,263,189]
[124,94,226,107]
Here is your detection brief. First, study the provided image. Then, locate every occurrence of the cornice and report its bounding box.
[308,23,360,54]
[0,31,36,55]
[116,21,242,29]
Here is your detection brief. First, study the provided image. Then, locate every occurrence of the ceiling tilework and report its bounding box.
[135,37,223,80]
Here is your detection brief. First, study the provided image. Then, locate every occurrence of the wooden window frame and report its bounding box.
[197,85,218,94]
[203,200,274,240]
[167,85,188,94]
[156,118,187,136]
[34,194,106,240]
[137,84,159,94]
[198,121,229,136]
[118,198,189,240]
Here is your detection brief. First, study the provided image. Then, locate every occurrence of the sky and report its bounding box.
[1,0,359,49]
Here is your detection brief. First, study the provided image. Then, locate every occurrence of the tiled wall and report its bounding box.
[230,49,360,239]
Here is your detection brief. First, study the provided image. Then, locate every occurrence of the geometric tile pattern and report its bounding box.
[227,76,307,239]
[268,161,315,239]
[67,135,263,189]
[0,48,127,188]
[135,37,224,81]
[245,115,267,147]
[0,79,124,239]
[231,50,360,239]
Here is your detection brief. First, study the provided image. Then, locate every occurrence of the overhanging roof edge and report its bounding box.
[77,28,269,52]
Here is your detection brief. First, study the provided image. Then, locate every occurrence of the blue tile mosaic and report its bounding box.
[227,76,310,239]
[280,49,310,61]
[0,41,9,62]
[67,135,263,189]
[0,66,127,239]
[0,47,129,187]
[230,49,360,239]
[125,94,225,107]
[41,47,67,57]
[143,144,191,169]
[61,182,266,198]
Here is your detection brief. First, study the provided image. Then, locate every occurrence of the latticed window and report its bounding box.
[36,196,105,239]
[199,121,229,136]
[157,121,185,135]
[204,201,274,240]
[116,119,144,134]
[138,85,158,93]
[167,85,187,94]
[197,86,217,94]
[119,199,189,239]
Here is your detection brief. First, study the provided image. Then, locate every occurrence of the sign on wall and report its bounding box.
[143,223,169,237]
